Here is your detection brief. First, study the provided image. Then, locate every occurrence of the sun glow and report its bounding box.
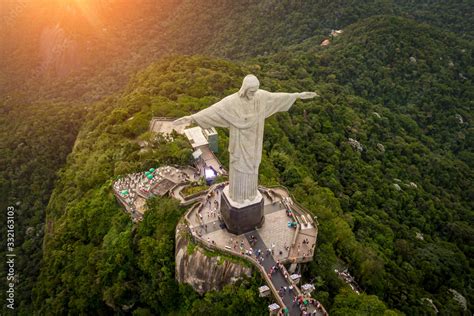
[58,0,107,28]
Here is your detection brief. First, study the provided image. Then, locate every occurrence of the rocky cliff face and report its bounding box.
[175,223,252,294]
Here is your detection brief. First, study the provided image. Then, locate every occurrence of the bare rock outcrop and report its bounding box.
[175,223,252,294]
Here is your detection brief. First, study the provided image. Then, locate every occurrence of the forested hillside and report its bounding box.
[0,100,86,313]
[251,16,473,314]
[1,0,473,103]
[1,1,472,315]
[29,16,473,315]
[32,57,269,315]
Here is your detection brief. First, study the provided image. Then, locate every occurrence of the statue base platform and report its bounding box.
[220,185,264,235]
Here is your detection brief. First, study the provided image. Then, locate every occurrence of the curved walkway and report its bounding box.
[183,185,326,316]
[244,231,301,316]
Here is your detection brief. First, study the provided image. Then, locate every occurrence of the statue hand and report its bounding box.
[298,92,319,99]
[173,115,194,126]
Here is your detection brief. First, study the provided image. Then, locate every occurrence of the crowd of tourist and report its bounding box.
[186,185,326,316]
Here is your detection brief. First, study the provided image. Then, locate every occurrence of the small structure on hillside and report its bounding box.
[259,285,271,297]
[184,126,224,178]
[301,284,315,294]
[268,303,281,315]
[184,126,218,154]
[203,127,219,153]
[149,117,185,136]
[335,268,361,294]
[113,166,194,221]
[150,117,224,180]
[290,274,301,283]
[331,29,343,37]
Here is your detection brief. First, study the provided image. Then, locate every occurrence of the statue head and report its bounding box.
[238,74,260,100]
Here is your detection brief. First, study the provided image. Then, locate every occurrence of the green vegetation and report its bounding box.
[2,0,473,103]
[181,184,209,197]
[199,245,253,269]
[253,16,473,314]
[0,100,86,314]
[331,288,402,316]
[30,57,267,315]
[1,2,472,315]
[31,33,472,312]
[187,240,196,255]
[184,276,269,316]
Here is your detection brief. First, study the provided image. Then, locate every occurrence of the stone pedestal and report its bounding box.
[220,185,264,235]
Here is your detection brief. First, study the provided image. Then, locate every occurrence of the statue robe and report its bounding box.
[191,90,298,203]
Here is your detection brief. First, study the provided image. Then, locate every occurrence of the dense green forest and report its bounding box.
[2,0,473,103]
[0,1,473,315]
[24,16,474,314]
[0,100,86,313]
[252,16,473,314]
[31,58,269,315]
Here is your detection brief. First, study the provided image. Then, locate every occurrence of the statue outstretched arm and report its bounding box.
[297,91,319,99]
[173,115,194,126]
[174,98,231,129]
[263,90,319,118]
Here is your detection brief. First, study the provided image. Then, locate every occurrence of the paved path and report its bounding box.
[194,219,224,235]
[263,200,284,215]
[244,231,301,316]
[185,185,324,315]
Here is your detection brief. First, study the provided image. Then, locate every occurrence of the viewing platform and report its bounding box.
[113,116,328,315]
[183,183,326,316]
[113,165,197,221]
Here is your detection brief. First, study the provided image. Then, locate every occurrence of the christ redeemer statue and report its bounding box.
[174,74,317,204]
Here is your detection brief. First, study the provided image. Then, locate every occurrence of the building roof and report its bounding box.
[202,127,217,137]
[149,117,186,135]
[192,148,203,159]
[184,127,208,148]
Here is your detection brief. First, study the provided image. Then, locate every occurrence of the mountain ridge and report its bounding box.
[31,16,473,314]
[0,10,472,315]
